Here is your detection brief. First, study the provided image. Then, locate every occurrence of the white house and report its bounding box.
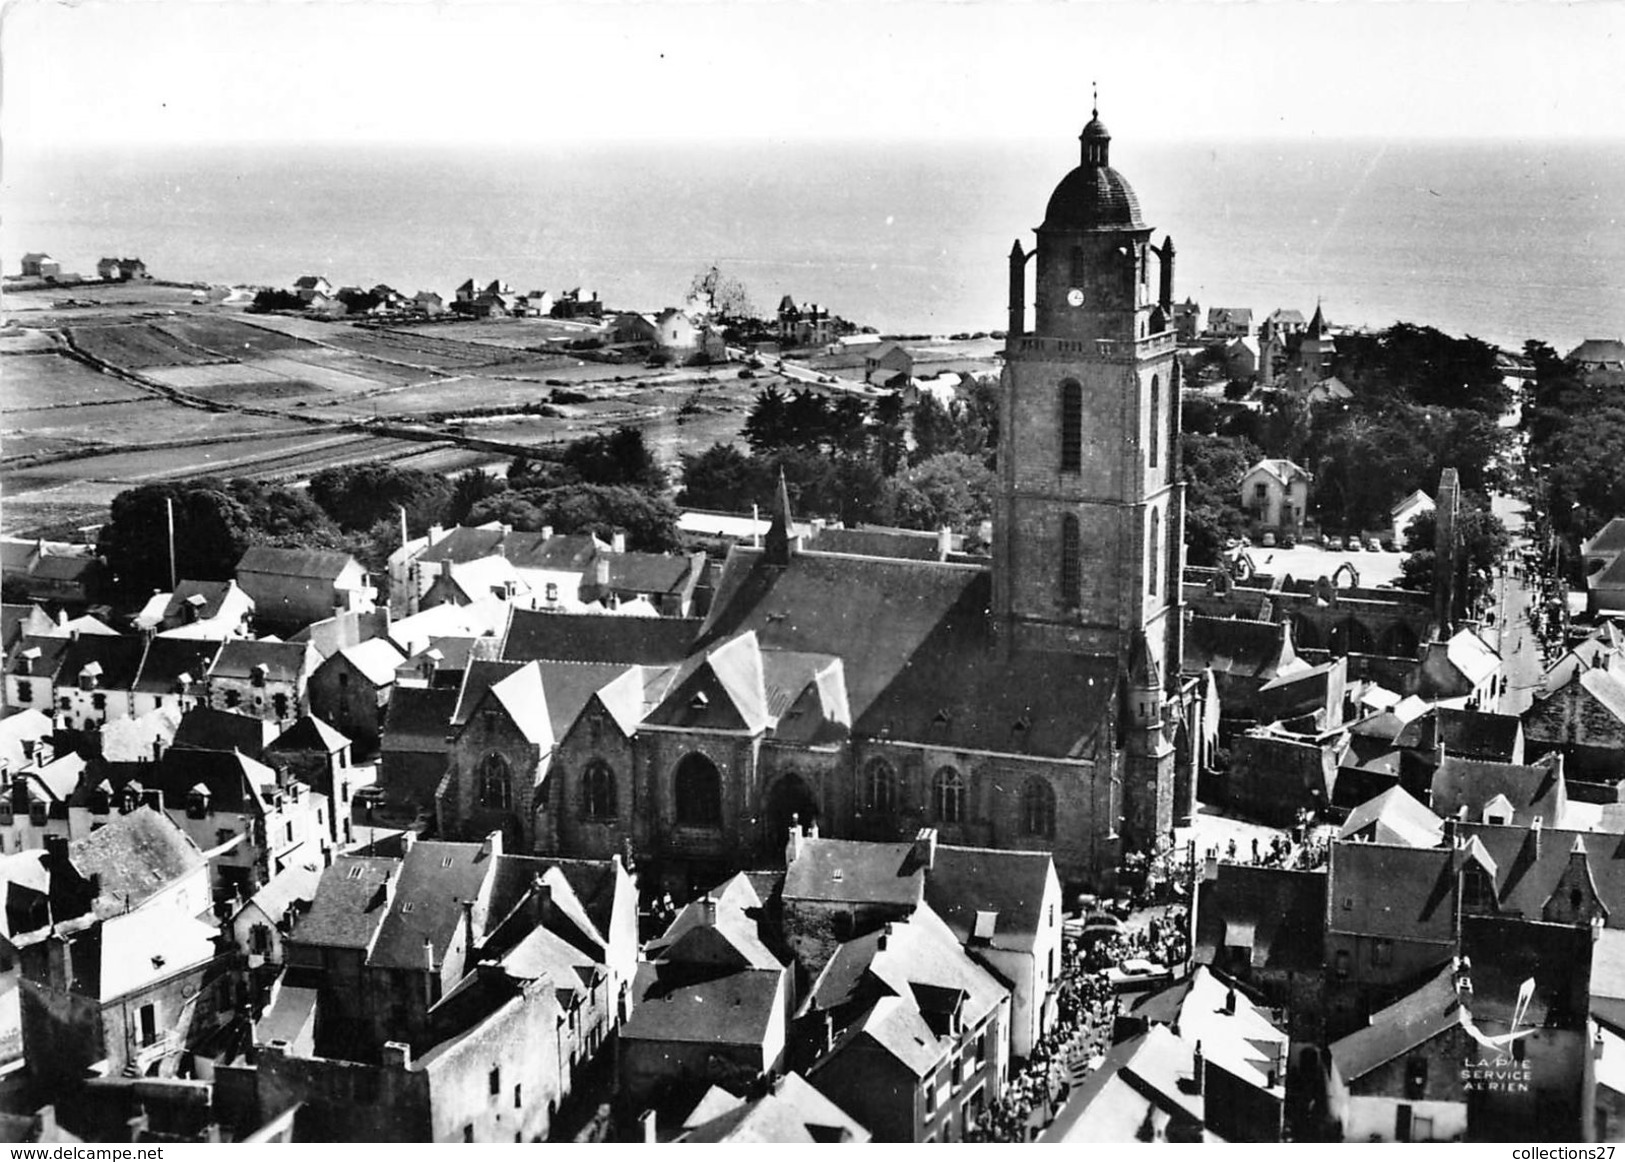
[1391,490,1435,547]
[1240,459,1313,533]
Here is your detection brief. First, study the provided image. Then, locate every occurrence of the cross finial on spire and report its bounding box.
[1092,81,1098,119]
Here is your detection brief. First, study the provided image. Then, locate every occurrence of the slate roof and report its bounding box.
[450,660,525,726]
[69,806,206,912]
[1183,616,1293,678]
[784,836,925,907]
[171,706,276,757]
[56,634,146,691]
[813,994,946,1080]
[1569,339,1625,367]
[1592,928,1625,1032]
[1194,863,1326,975]
[1329,964,1463,1083]
[531,661,637,742]
[331,638,405,687]
[381,687,458,751]
[289,856,401,950]
[1,604,51,650]
[131,637,221,695]
[623,963,784,1047]
[237,859,324,928]
[1173,967,1287,1094]
[1245,458,1312,486]
[417,527,506,565]
[1326,841,1456,943]
[603,553,696,595]
[1585,518,1625,558]
[1454,822,1625,920]
[368,840,499,970]
[210,640,313,683]
[266,714,351,757]
[1039,1026,1205,1142]
[161,580,244,624]
[503,533,600,572]
[236,546,357,580]
[1338,785,1445,848]
[141,748,279,814]
[6,635,70,679]
[1435,707,1523,763]
[96,910,220,1002]
[925,844,1056,952]
[1430,754,1566,826]
[811,527,942,562]
[501,609,700,665]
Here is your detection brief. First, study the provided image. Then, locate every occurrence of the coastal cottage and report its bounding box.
[292,275,332,302]
[864,342,914,387]
[1566,339,1625,389]
[19,254,60,279]
[1239,458,1312,533]
[1206,306,1253,338]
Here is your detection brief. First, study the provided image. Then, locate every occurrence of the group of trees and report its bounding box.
[679,380,998,536]
[1522,339,1625,581]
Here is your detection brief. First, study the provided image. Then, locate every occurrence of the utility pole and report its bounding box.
[165,496,178,591]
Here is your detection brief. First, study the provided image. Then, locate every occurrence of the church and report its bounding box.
[433,108,1205,893]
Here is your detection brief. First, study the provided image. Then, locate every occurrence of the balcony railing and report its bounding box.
[1008,331,1176,361]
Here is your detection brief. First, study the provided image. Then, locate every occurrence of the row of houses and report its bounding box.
[15,254,147,282]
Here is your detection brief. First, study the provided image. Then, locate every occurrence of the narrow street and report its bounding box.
[1487,491,1546,716]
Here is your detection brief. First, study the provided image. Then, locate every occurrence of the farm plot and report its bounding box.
[408,319,597,350]
[5,398,292,458]
[158,317,316,358]
[239,355,392,394]
[327,328,521,370]
[1,353,148,410]
[0,330,58,355]
[142,363,293,390]
[370,375,559,416]
[68,323,219,369]
[282,346,438,386]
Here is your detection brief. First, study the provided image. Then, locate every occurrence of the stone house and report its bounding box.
[3,636,70,717]
[235,546,375,632]
[1194,861,1327,1039]
[264,715,358,846]
[1583,519,1625,615]
[51,634,148,733]
[19,254,59,278]
[128,637,220,720]
[1523,663,1625,785]
[864,342,914,387]
[306,638,404,755]
[1239,458,1312,533]
[206,639,320,726]
[135,579,255,639]
[378,686,459,810]
[1206,306,1253,338]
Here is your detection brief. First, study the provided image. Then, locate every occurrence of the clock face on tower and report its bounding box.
[1066,287,1085,307]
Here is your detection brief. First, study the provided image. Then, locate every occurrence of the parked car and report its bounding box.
[1281,533,1297,548]
[1261,532,1277,547]
[1107,957,1173,994]
[1326,535,1344,551]
[1366,537,1384,552]
[1381,537,1398,552]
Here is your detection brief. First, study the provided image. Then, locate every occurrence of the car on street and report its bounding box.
[1107,957,1173,994]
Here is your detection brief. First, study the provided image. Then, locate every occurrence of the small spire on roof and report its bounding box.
[1092,80,1098,120]
[764,470,795,567]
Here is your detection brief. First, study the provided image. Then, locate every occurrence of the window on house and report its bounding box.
[1022,778,1055,838]
[489,1067,501,1096]
[1061,515,1082,609]
[463,1126,474,1143]
[1373,939,1393,967]
[1405,1057,1428,1100]
[1335,949,1351,978]
[479,753,513,811]
[545,583,559,603]
[58,697,70,712]
[273,693,289,719]
[1149,375,1160,468]
[28,804,46,828]
[865,758,898,813]
[1253,482,1267,501]
[673,753,723,827]
[1148,509,1161,597]
[1060,381,1083,473]
[933,767,965,824]
[583,760,617,819]
[139,1003,158,1046]
[514,1084,522,1110]
[91,693,106,712]
[16,683,30,704]
[1462,867,1495,912]
[224,690,241,709]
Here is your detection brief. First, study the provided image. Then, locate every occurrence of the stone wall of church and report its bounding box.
[546,704,640,862]
[637,729,762,864]
[441,710,543,849]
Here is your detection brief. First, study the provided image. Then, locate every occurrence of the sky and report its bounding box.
[3,0,1624,152]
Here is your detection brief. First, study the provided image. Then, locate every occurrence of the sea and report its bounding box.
[4,137,1623,353]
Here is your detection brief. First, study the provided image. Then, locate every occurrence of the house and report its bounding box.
[1391,491,1436,546]
[1305,375,1354,406]
[264,714,359,845]
[3,636,71,716]
[411,290,445,316]
[95,257,148,282]
[781,829,928,978]
[864,342,914,387]
[1039,1025,1208,1142]
[306,638,405,754]
[292,275,332,302]
[610,312,660,346]
[1,605,53,653]
[1417,629,1502,710]
[801,903,1010,1143]
[377,686,459,810]
[1193,862,1326,1035]
[776,297,838,349]
[129,636,220,718]
[137,579,254,639]
[421,555,529,610]
[1119,966,1289,1141]
[1171,298,1202,344]
[1206,307,1253,339]
[1224,720,1350,825]
[1429,752,1568,828]
[51,633,148,732]
[206,638,321,725]
[654,308,700,355]
[0,540,104,610]
[16,908,233,1089]
[235,546,375,631]
[1583,519,1625,615]
[19,254,60,279]
[0,754,79,856]
[170,704,278,761]
[619,896,792,1109]
[1337,785,1444,848]
[678,1071,870,1142]
[226,858,324,972]
[1523,661,1625,784]
[922,842,1062,1060]
[1224,336,1259,380]
[1239,459,1312,533]
[1566,339,1625,389]
[550,288,603,320]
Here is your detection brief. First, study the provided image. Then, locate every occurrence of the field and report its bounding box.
[157,317,315,357]
[0,353,148,410]
[68,322,221,369]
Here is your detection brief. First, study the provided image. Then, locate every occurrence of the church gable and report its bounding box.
[1543,838,1611,925]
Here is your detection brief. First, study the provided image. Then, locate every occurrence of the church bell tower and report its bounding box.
[993,101,1186,849]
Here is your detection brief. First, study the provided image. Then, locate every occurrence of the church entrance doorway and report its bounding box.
[764,773,819,855]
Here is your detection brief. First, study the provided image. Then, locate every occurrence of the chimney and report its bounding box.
[428,524,447,547]
[611,530,627,555]
[422,936,436,972]
[700,894,716,927]
[482,829,503,859]
[401,830,415,853]
[878,922,892,951]
[1532,815,1543,858]
[382,1041,412,1070]
[528,875,553,931]
[914,827,937,872]
[460,898,476,961]
[35,1106,56,1139]
[1192,1041,1205,1095]
[1224,986,1236,1015]
[824,1011,836,1053]
[937,526,953,561]
[786,817,805,864]
[45,936,73,990]
[639,1109,658,1145]
[541,525,553,542]
[594,555,610,592]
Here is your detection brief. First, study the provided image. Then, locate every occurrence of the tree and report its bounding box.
[1180,433,1258,565]
[249,289,304,313]
[880,452,994,532]
[1398,500,1510,597]
[220,477,338,545]
[678,443,766,511]
[560,427,668,492]
[307,463,453,533]
[872,392,908,476]
[444,469,509,526]
[98,484,255,598]
[469,485,680,552]
[688,264,754,322]
[743,385,792,454]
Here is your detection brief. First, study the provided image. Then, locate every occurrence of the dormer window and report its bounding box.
[187,786,212,819]
[251,664,269,689]
[690,691,709,711]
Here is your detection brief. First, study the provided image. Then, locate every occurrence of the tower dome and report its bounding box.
[1042,104,1146,233]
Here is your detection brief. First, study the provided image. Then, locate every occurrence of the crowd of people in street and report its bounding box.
[966,908,1191,1143]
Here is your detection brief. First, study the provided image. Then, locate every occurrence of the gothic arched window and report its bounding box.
[1060,381,1082,473]
[1023,778,1056,839]
[674,753,722,827]
[865,758,898,813]
[1061,515,1082,609]
[1148,509,1161,597]
[933,767,965,824]
[479,753,512,811]
[1149,375,1160,469]
[583,760,616,820]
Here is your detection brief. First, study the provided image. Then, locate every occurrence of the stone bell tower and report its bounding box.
[993,100,1186,850]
